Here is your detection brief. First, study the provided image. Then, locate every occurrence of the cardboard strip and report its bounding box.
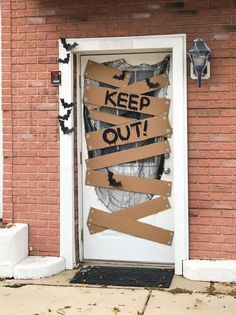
[84,60,169,92]
[87,208,174,245]
[121,73,169,94]
[86,140,170,171]
[86,171,172,196]
[84,60,130,88]
[88,196,170,234]
[89,109,136,126]
[83,85,170,116]
[86,116,172,151]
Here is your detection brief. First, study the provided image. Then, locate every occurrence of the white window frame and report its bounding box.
[59,34,188,274]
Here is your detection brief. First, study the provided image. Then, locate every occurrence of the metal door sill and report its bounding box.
[79,259,174,269]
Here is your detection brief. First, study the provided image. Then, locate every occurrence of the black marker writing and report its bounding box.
[102,120,148,145]
[130,121,142,138]
[104,90,150,112]
[102,128,118,145]
[117,126,130,141]
[143,120,148,136]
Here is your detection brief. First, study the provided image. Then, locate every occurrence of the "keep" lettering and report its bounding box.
[105,90,150,112]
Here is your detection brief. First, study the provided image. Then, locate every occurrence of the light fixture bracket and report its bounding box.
[188,38,211,87]
[190,60,210,80]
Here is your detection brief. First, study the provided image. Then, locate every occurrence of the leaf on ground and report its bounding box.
[112,306,120,314]
[56,308,65,315]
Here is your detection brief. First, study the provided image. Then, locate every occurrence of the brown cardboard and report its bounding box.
[87,208,174,245]
[83,60,169,92]
[86,140,170,170]
[84,60,130,87]
[85,116,172,151]
[121,73,169,94]
[86,170,172,196]
[88,196,170,234]
[83,85,170,116]
[89,109,136,125]
[84,61,173,246]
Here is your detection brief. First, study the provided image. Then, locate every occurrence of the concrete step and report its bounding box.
[183,259,236,282]
[0,223,28,278]
[13,256,66,280]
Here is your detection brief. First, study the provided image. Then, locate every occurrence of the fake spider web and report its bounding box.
[84,55,170,212]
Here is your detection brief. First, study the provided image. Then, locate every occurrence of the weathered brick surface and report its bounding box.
[1,0,236,259]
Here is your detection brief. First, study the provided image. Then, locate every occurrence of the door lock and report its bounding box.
[163,167,171,175]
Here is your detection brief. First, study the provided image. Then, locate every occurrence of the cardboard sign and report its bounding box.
[84,60,130,88]
[86,170,172,196]
[83,85,170,116]
[84,60,169,92]
[121,73,169,94]
[83,59,173,245]
[85,116,172,151]
[87,208,174,245]
[89,109,136,126]
[88,196,170,234]
[86,140,170,170]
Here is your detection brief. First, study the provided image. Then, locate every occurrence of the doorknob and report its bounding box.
[163,167,171,175]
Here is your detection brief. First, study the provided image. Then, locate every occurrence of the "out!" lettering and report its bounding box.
[102,120,148,145]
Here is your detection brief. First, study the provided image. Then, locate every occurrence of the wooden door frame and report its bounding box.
[58,34,188,274]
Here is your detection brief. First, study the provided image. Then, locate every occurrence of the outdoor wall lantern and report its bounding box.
[187,38,211,87]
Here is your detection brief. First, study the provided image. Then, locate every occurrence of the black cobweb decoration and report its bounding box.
[84,55,170,212]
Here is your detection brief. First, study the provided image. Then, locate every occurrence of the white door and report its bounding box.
[80,52,174,264]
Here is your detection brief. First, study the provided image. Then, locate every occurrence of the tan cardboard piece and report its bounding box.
[86,170,172,196]
[83,85,170,116]
[87,207,174,245]
[121,73,169,94]
[88,196,170,234]
[84,60,130,88]
[86,116,172,151]
[86,140,170,170]
[84,60,169,92]
[89,109,136,126]
[84,60,173,244]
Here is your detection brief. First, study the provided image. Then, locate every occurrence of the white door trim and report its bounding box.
[59,34,188,274]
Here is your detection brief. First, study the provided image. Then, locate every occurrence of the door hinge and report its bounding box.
[79,75,81,89]
[79,151,82,164]
[81,228,83,242]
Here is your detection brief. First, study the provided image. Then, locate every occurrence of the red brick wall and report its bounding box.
[1,0,236,259]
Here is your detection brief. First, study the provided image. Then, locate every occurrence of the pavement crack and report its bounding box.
[139,290,152,315]
[3,284,27,289]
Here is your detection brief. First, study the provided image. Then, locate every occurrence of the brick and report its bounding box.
[1,0,236,259]
[27,17,47,24]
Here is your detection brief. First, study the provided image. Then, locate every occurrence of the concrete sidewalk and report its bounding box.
[0,271,235,315]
